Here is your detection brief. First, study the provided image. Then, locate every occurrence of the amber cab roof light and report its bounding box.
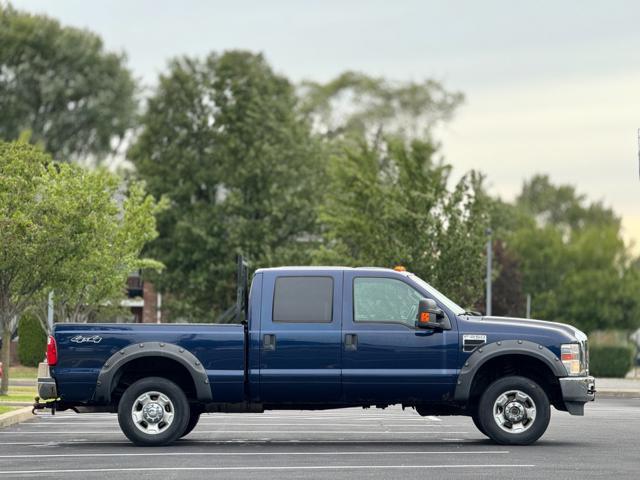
[393,265,407,272]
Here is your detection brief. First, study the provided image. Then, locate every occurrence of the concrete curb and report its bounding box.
[597,389,640,399]
[0,407,34,429]
[10,380,36,387]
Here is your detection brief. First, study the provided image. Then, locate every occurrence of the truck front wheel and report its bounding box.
[471,411,488,437]
[117,376,190,446]
[180,410,201,438]
[477,375,550,445]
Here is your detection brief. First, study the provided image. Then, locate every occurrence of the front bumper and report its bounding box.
[560,375,595,415]
[37,362,57,400]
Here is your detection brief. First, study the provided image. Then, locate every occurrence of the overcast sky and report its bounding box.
[13,0,640,248]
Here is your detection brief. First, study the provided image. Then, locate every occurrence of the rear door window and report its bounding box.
[273,276,333,323]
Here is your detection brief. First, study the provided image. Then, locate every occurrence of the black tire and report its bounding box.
[117,376,190,446]
[477,375,550,445]
[180,410,201,438]
[471,412,488,437]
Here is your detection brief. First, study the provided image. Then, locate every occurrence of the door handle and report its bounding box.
[263,334,276,351]
[344,333,357,351]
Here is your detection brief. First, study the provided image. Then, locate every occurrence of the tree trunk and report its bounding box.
[0,323,11,395]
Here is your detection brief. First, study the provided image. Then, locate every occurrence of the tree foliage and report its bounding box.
[0,4,137,163]
[129,51,323,319]
[50,177,166,323]
[0,139,163,393]
[490,239,526,317]
[130,54,489,317]
[314,137,489,308]
[299,71,488,307]
[492,175,640,332]
[17,312,46,367]
[299,71,463,143]
[517,175,619,231]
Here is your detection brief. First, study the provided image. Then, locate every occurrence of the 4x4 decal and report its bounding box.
[70,335,102,344]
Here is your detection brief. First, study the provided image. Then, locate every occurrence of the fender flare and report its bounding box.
[93,342,213,403]
[453,339,567,402]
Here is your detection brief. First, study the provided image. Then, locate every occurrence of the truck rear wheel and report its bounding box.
[117,376,190,446]
[478,375,550,445]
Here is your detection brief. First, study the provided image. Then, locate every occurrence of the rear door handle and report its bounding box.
[344,333,357,351]
[263,334,276,351]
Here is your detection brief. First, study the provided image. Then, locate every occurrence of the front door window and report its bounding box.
[353,277,422,328]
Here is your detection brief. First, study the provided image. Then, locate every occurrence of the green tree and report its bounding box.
[542,226,640,332]
[51,177,165,323]
[516,174,619,231]
[129,51,323,319]
[301,71,485,305]
[0,139,163,394]
[314,137,489,308]
[299,71,463,143]
[491,240,526,317]
[17,313,46,367]
[485,199,535,316]
[492,175,640,332]
[0,4,137,163]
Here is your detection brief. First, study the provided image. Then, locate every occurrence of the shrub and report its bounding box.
[589,344,634,378]
[17,314,47,367]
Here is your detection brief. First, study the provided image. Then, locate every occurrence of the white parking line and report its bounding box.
[14,420,460,433]
[0,439,476,446]
[22,417,444,427]
[0,450,510,459]
[0,464,535,474]
[0,430,469,435]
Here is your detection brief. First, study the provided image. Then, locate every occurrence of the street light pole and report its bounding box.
[486,228,492,316]
[47,291,54,332]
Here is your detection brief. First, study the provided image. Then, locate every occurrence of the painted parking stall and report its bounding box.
[2,398,639,479]
[0,406,528,479]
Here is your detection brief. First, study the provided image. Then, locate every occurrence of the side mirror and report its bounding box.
[415,298,447,330]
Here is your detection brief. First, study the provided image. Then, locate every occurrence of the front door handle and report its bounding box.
[344,333,358,351]
[263,334,276,351]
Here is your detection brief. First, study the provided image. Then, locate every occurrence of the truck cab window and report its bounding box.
[354,277,422,327]
[273,276,333,323]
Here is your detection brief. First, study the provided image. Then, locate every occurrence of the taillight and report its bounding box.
[46,335,58,366]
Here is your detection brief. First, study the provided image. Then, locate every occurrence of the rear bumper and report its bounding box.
[560,375,595,415]
[37,362,57,400]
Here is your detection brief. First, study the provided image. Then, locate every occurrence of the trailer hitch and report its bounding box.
[32,396,57,415]
[33,396,80,415]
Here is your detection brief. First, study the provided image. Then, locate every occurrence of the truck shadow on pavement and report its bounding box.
[50,438,590,450]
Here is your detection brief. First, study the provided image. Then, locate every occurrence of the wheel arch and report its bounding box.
[94,342,213,404]
[454,340,566,404]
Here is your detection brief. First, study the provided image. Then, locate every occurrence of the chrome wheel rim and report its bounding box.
[131,391,175,435]
[493,389,537,434]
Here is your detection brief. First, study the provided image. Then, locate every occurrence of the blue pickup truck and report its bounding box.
[36,260,595,446]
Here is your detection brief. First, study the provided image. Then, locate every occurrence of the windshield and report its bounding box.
[408,274,466,315]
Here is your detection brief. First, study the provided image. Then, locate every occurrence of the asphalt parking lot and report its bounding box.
[0,396,638,479]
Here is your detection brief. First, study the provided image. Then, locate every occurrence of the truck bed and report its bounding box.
[52,323,245,403]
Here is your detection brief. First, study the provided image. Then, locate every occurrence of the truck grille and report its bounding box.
[583,340,589,375]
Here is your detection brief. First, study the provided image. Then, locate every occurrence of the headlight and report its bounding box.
[561,343,586,376]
